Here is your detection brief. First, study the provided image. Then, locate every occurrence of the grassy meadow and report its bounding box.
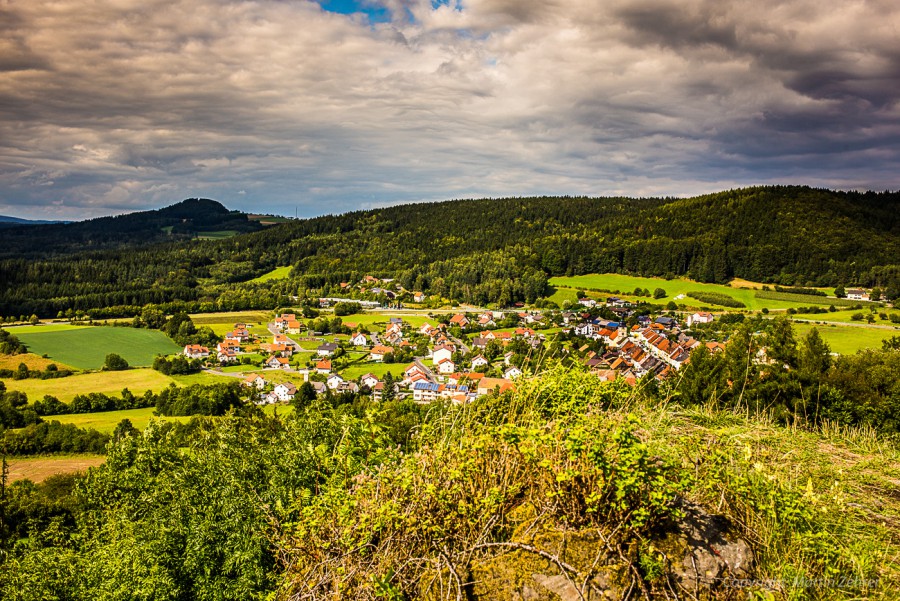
[2,368,176,403]
[45,406,191,434]
[0,353,76,371]
[792,322,897,355]
[10,325,180,369]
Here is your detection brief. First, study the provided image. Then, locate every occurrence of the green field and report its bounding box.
[548,274,838,312]
[342,312,435,330]
[46,406,191,434]
[792,322,896,355]
[2,368,177,403]
[339,362,403,381]
[249,266,293,283]
[11,326,180,369]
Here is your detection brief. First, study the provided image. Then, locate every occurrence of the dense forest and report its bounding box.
[1,186,898,316]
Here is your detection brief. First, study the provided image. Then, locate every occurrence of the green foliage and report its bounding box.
[0,328,26,355]
[686,290,746,308]
[756,289,860,306]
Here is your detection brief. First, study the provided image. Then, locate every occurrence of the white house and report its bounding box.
[471,355,489,369]
[315,359,332,374]
[317,343,339,357]
[846,289,870,301]
[274,383,297,402]
[349,332,369,346]
[504,366,523,380]
[242,374,267,390]
[369,345,393,362]
[432,344,455,365]
[359,374,378,389]
[326,373,344,390]
[437,358,456,374]
[687,312,715,327]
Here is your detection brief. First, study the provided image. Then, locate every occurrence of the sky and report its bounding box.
[1,0,898,220]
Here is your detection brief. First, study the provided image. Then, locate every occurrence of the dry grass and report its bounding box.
[0,353,76,372]
[6,454,105,483]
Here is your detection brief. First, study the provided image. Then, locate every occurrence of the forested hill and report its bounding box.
[0,198,262,258]
[1,186,898,317]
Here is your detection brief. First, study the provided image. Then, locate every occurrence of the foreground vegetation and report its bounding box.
[0,366,897,599]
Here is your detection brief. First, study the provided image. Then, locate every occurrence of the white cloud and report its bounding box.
[0,0,898,219]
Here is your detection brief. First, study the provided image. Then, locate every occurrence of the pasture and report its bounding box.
[2,368,176,404]
[339,362,403,381]
[47,406,192,434]
[549,274,837,312]
[11,325,180,369]
[791,322,896,355]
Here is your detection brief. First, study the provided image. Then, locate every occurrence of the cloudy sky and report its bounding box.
[1,0,898,220]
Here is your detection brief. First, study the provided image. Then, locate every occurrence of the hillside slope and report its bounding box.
[0,186,898,317]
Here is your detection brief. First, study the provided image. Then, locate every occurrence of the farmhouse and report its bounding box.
[846,289,870,301]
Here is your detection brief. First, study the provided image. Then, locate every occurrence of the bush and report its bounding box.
[104,353,129,371]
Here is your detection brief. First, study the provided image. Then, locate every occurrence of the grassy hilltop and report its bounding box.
[1,368,897,600]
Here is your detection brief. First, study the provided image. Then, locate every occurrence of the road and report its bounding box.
[413,358,437,382]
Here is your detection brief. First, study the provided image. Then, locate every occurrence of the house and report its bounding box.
[412,381,441,403]
[317,343,339,357]
[183,344,210,359]
[470,355,489,369]
[504,366,523,380]
[578,298,597,307]
[846,289,870,301]
[471,337,489,349]
[476,377,516,397]
[369,345,394,362]
[687,312,715,327]
[261,343,292,357]
[315,359,332,374]
[242,374,267,390]
[437,358,456,374]
[286,320,303,334]
[326,373,344,390]
[310,381,327,395]
[449,314,469,328]
[373,381,399,402]
[655,316,677,328]
[413,291,426,303]
[274,383,297,402]
[217,348,238,363]
[432,344,455,365]
[349,332,369,346]
[226,328,251,342]
[478,314,496,327]
[503,351,515,366]
[336,381,359,394]
[360,373,380,389]
[266,356,291,370]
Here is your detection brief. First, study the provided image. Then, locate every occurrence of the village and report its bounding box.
[179,276,731,406]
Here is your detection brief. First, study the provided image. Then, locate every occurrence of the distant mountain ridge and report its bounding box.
[0,215,69,227]
[0,198,263,258]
